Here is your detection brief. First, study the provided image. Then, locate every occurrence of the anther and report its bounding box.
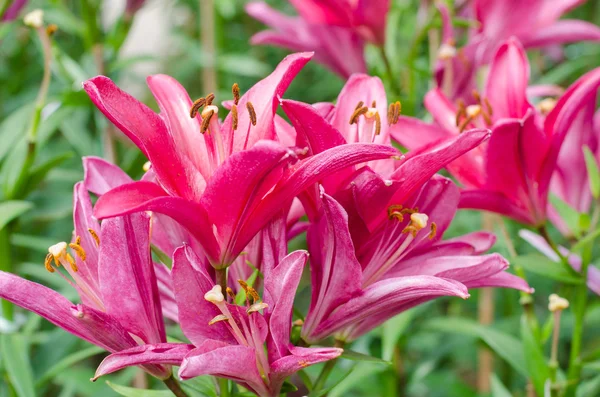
[354,101,364,111]
[88,229,100,247]
[200,110,215,134]
[190,97,206,118]
[472,90,481,104]
[75,236,81,245]
[387,101,401,125]
[66,253,78,272]
[209,314,229,325]
[205,93,215,106]
[371,100,377,108]
[483,98,493,116]
[69,242,86,261]
[231,105,238,130]
[226,287,236,301]
[388,204,405,221]
[349,106,368,124]
[428,222,437,240]
[374,112,381,136]
[247,302,268,314]
[246,286,261,303]
[238,279,249,291]
[204,285,225,303]
[44,253,55,273]
[46,24,58,36]
[246,102,257,126]
[232,83,240,105]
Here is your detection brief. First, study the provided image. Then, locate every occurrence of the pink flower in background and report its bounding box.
[246,2,367,78]
[301,184,531,343]
[83,53,399,268]
[0,185,187,380]
[95,247,341,395]
[1,0,27,22]
[393,38,600,227]
[436,0,600,101]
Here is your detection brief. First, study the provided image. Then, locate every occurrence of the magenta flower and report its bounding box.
[302,179,532,343]
[1,0,27,22]
[95,246,341,395]
[246,2,367,78]
[392,38,600,227]
[0,184,188,380]
[83,53,399,268]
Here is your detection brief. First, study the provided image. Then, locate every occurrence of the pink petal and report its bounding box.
[444,232,497,254]
[355,0,390,44]
[424,88,459,133]
[521,20,600,48]
[93,343,194,380]
[389,116,451,150]
[98,212,166,345]
[459,189,534,224]
[83,156,132,195]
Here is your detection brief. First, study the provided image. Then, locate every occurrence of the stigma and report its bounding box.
[204,285,225,303]
[537,98,557,115]
[46,241,79,272]
[402,212,429,237]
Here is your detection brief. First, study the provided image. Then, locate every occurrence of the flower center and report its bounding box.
[455,90,493,132]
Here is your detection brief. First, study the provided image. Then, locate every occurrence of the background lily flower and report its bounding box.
[246,2,367,78]
[0,184,183,380]
[1,0,27,21]
[84,53,399,268]
[302,181,532,343]
[393,38,600,227]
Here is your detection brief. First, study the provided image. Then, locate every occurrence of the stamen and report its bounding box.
[66,253,78,272]
[69,242,86,261]
[349,106,368,124]
[44,253,55,273]
[387,204,405,221]
[209,314,229,325]
[46,24,58,36]
[387,101,402,125]
[226,287,236,301]
[246,286,260,303]
[371,100,377,108]
[246,102,257,126]
[205,93,215,106]
[354,101,364,111]
[204,285,225,303]
[88,229,100,247]
[247,302,268,314]
[190,97,206,118]
[374,112,381,136]
[231,105,238,130]
[402,212,429,237]
[484,98,493,116]
[238,279,249,291]
[472,90,481,104]
[428,222,437,240]
[201,110,215,134]
[455,99,466,127]
[75,236,81,245]
[232,83,240,105]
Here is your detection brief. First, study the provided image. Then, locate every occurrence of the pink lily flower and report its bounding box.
[83,53,399,268]
[246,2,367,78]
[435,0,600,100]
[94,246,341,395]
[1,0,27,22]
[0,184,190,380]
[392,38,600,227]
[302,179,532,343]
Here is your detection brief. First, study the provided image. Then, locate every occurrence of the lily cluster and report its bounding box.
[0,49,534,396]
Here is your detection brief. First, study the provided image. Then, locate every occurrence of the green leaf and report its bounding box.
[490,373,512,397]
[512,254,583,284]
[180,376,218,397]
[328,362,386,397]
[520,315,550,396]
[1,333,36,397]
[583,145,600,199]
[381,308,416,361]
[340,350,391,365]
[24,152,74,196]
[549,194,582,238]
[0,200,33,230]
[280,380,298,393]
[577,373,600,397]
[0,104,34,164]
[106,381,172,397]
[36,346,104,387]
[424,317,528,376]
[151,244,173,268]
[235,268,260,305]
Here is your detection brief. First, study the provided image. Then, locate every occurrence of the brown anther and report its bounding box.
[402,226,419,237]
[458,115,474,133]
[371,100,377,108]
[349,106,368,125]
[205,93,215,106]
[190,97,206,118]
[44,253,55,273]
[238,279,249,292]
[354,101,364,111]
[387,204,404,221]
[75,236,81,245]
[88,228,100,247]
[200,110,215,134]
[231,105,238,130]
[472,90,481,104]
[69,242,86,261]
[226,287,236,301]
[429,222,437,240]
[483,98,493,116]
[374,112,381,136]
[246,102,257,126]
[247,286,261,303]
[387,101,402,125]
[455,100,466,127]
[232,83,240,105]
[46,24,58,36]
[481,110,493,126]
[66,253,78,272]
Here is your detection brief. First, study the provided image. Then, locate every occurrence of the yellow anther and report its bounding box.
[46,24,58,36]
[231,105,238,130]
[88,229,100,247]
[232,83,240,105]
[208,314,229,325]
[44,253,55,273]
[226,287,236,301]
[246,102,257,126]
[205,285,225,303]
[69,242,86,261]
[246,286,261,303]
[387,101,402,125]
[428,222,437,240]
[66,253,78,272]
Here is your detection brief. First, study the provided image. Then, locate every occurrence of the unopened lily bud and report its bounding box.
[548,294,569,312]
[24,9,44,28]
[204,285,225,303]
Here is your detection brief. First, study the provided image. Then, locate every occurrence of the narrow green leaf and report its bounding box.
[340,350,391,365]
[36,346,104,387]
[24,152,74,196]
[0,200,33,230]
[520,315,550,396]
[381,308,416,361]
[0,104,34,164]
[424,318,528,376]
[512,254,583,284]
[151,244,173,268]
[583,145,600,199]
[105,381,172,397]
[490,373,512,397]
[1,334,36,397]
[280,380,298,393]
[549,194,582,238]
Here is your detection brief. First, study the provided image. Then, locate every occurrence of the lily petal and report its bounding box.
[520,20,600,48]
[83,156,132,195]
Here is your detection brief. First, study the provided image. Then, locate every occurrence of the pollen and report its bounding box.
[44,253,55,273]
[246,286,261,303]
[246,102,257,126]
[205,93,215,106]
[349,106,368,124]
[428,222,437,240]
[387,101,401,125]
[204,285,225,303]
[231,105,238,130]
[88,229,100,247]
[200,109,215,134]
[46,24,58,36]
[69,241,86,261]
[66,253,78,272]
[232,83,240,105]
[190,97,206,118]
[226,287,236,301]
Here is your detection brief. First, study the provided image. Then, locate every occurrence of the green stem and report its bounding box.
[163,375,188,397]
[564,239,592,397]
[0,227,13,321]
[378,46,400,96]
[217,377,230,397]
